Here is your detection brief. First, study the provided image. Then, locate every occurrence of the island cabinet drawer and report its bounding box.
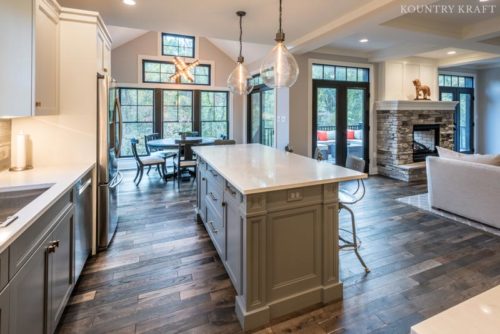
[197,158,207,171]
[9,190,72,279]
[206,165,224,188]
[206,178,224,218]
[206,200,225,259]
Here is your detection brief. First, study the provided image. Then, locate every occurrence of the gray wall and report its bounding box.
[477,67,500,154]
[0,120,11,171]
[111,32,244,143]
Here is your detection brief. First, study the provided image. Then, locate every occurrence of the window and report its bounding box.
[312,64,369,82]
[200,91,229,138]
[248,75,264,87]
[143,60,211,85]
[161,33,195,58]
[438,74,474,88]
[120,88,155,157]
[163,90,193,138]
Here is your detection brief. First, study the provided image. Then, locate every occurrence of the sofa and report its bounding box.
[426,156,500,229]
[317,129,363,161]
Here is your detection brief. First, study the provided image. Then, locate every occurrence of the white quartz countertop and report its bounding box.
[411,285,500,334]
[192,144,366,195]
[0,163,95,253]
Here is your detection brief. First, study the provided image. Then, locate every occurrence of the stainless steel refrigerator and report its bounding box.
[97,73,123,250]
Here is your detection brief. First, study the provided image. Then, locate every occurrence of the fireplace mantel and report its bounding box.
[375,100,458,111]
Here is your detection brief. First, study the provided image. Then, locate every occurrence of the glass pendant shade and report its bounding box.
[260,42,299,88]
[228,61,254,95]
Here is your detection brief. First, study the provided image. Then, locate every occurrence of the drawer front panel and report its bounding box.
[206,165,224,188]
[0,250,8,290]
[206,200,225,259]
[9,190,72,279]
[206,178,224,218]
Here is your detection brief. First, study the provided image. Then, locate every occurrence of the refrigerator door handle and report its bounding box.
[115,96,123,158]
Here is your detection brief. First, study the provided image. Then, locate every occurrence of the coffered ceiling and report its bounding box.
[59,0,500,68]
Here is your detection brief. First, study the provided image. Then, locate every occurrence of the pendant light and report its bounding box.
[260,0,299,88]
[227,11,254,95]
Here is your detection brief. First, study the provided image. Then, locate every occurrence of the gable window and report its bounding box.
[312,64,369,83]
[143,60,211,85]
[161,33,195,58]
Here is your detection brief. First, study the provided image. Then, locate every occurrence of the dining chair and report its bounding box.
[213,139,236,145]
[339,155,369,273]
[144,133,177,176]
[174,140,197,187]
[131,138,166,186]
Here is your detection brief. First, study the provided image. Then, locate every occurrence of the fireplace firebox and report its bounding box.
[413,124,440,162]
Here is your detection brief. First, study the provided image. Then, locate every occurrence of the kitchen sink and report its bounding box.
[0,184,54,227]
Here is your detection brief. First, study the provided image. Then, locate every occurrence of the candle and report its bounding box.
[16,131,27,169]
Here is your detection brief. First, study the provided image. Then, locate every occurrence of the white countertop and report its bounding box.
[192,144,366,195]
[411,285,500,334]
[0,163,95,253]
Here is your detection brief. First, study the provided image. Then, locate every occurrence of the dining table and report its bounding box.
[147,137,216,150]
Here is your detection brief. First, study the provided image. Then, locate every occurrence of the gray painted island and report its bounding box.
[192,144,365,330]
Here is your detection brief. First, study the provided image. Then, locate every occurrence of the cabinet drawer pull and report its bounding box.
[36,101,42,107]
[209,170,218,177]
[209,221,218,234]
[209,192,218,201]
[226,185,237,196]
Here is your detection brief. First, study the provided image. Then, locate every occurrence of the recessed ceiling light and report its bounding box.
[123,0,136,5]
[447,50,457,55]
[479,0,489,2]
[359,38,369,43]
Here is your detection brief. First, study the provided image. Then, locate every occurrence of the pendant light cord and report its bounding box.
[279,0,283,34]
[239,14,243,59]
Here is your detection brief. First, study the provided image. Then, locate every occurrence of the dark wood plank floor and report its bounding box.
[57,171,500,334]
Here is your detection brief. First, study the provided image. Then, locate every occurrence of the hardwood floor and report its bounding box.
[57,171,500,334]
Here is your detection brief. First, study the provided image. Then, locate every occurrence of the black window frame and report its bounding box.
[247,74,276,147]
[438,74,474,88]
[199,90,230,139]
[142,59,211,86]
[161,32,196,58]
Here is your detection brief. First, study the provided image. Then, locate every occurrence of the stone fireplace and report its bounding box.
[413,124,439,162]
[376,100,458,182]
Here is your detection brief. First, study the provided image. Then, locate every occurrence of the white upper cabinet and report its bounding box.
[0,0,60,118]
[97,30,111,74]
[0,0,34,118]
[34,0,60,116]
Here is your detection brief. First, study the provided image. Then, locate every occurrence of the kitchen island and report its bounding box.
[192,144,366,330]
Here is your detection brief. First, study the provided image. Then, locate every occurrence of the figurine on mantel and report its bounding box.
[413,79,431,100]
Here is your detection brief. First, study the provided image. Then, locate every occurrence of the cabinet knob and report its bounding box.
[36,101,42,108]
[103,68,108,73]
[47,245,56,253]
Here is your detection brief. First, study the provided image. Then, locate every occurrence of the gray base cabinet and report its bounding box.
[196,157,341,331]
[0,168,94,334]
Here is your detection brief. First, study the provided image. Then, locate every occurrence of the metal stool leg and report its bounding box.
[340,203,370,273]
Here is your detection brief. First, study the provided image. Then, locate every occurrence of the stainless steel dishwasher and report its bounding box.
[74,170,93,279]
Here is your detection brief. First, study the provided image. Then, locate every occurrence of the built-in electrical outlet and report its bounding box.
[287,189,303,202]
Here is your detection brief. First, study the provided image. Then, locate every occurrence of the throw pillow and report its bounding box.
[437,146,500,166]
[317,131,328,141]
[347,130,355,140]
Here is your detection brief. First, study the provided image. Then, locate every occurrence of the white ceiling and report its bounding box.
[107,25,148,49]
[59,0,500,69]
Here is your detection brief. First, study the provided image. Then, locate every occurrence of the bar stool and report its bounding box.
[339,156,370,273]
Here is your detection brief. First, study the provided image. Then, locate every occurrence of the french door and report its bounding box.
[247,87,275,147]
[439,88,474,153]
[312,81,369,171]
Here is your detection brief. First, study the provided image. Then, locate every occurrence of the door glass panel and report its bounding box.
[261,90,275,147]
[316,87,337,163]
[250,92,261,143]
[459,93,472,152]
[347,89,365,159]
